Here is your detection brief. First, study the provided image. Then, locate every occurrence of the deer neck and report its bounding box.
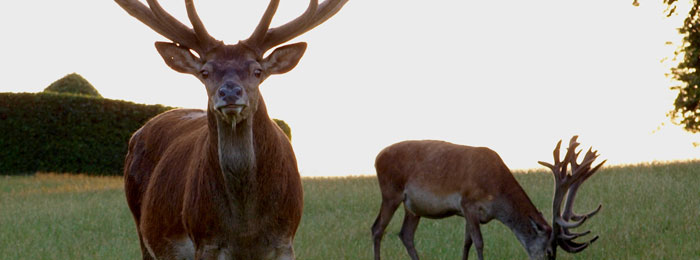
[493,192,547,255]
[207,104,260,207]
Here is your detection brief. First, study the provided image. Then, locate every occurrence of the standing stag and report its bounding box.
[116,0,347,259]
[372,136,605,260]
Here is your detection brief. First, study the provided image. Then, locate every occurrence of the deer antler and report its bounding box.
[115,0,221,55]
[116,0,348,57]
[243,0,349,56]
[538,136,606,253]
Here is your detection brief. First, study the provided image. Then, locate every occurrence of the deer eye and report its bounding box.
[253,69,262,78]
[200,69,209,79]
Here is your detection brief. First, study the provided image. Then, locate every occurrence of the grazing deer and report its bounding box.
[372,136,605,260]
[116,0,347,259]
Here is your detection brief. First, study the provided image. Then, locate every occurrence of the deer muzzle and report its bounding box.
[215,82,249,119]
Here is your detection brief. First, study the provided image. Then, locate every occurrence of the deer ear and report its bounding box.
[154,42,201,74]
[261,42,307,75]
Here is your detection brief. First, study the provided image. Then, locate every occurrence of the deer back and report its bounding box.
[375,140,543,221]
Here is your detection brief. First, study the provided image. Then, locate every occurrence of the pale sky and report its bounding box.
[2,0,697,176]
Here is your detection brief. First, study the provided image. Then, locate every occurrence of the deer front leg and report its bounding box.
[462,231,472,260]
[398,208,421,260]
[196,243,228,260]
[135,231,157,260]
[270,237,295,260]
[371,197,401,260]
[462,205,484,260]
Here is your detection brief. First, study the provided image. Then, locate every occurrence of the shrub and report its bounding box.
[0,92,171,175]
[44,73,102,97]
[273,119,292,141]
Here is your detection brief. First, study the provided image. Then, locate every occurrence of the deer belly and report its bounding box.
[403,186,462,219]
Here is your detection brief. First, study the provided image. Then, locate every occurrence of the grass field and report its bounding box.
[1,160,699,259]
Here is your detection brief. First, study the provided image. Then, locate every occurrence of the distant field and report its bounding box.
[1,161,699,259]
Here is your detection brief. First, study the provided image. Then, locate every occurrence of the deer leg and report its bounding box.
[461,205,484,260]
[137,234,156,260]
[398,208,421,260]
[131,220,156,260]
[462,232,472,260]
[467,216,484,260]
[371,198,401,260]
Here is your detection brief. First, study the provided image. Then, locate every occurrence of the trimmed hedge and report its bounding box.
[0,92,171,175]
[44,73,102,97]
[0,92,293,175]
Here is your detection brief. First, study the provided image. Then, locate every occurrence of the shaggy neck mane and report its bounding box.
[206,97,274,211]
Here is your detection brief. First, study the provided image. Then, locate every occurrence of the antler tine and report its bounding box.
[259,0,337,51]
[569,204,602,222]
[115,0,219,55]
[116,0,192,46]
[145,0,201,51]
[552,139,563,167]
[541,140,564,183]
[559,229,592,241]
[570,149,582,170]
[247,0,282,48]
[537,160,555,170]
[554,215,588,229]
[297,0,347,33]
[185,0,219,51]
[246,0,348,56]
[558,236,598,253]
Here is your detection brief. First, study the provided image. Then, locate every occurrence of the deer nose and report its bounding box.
[218,83,244,100]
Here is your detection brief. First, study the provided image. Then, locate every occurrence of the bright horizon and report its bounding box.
[2,0,697,176]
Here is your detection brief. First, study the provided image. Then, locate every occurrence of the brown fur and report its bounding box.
[115,1,345,258]
[124,100,302,259]
[372,140,553,260]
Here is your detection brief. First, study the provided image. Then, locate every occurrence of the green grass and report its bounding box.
[1,161,699,259]
[0,174,137,259]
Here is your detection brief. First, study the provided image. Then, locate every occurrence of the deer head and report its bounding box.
[115,0,347,126]
[537,136,606,259]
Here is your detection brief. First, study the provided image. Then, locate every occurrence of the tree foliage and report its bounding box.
[44,73,102,97]
[662,0,700,133]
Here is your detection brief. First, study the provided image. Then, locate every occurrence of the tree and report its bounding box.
[44,73,102,98]
[661,0,700,133]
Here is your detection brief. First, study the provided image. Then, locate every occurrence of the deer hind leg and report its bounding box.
[398,208,421,260]
[371,196,402,260]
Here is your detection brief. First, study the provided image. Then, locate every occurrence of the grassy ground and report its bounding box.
[1,160,698,259]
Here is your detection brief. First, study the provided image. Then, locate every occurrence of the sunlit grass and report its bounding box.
[1,161,699,259]
[0,173,138,259]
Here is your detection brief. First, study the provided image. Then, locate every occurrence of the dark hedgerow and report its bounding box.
[0,92,172,175]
